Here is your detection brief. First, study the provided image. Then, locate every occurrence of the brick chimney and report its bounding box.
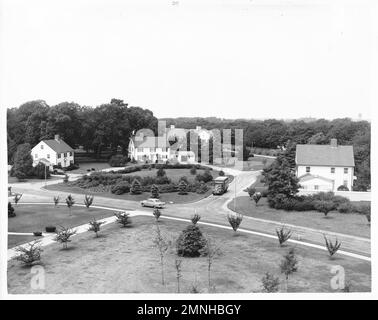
[330,138,337,148]
[54,134,61,143]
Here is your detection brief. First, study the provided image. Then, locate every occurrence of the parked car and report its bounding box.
[140,198,166,208]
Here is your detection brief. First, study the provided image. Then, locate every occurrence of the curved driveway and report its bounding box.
[9,167,371,258]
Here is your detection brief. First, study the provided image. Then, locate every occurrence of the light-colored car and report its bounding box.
[140,198,166,208]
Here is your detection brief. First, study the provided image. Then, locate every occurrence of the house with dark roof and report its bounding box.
[31,135,74,169]
[128,130,196,164]
[295,139,355,192]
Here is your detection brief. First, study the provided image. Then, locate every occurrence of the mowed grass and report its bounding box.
[46,168,227,204]
[229,196,370,238]
[7,216,371,293]
[8,204,116,237]
[68,162,112,174]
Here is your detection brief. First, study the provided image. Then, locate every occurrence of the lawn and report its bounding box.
[8,204,117,242]
[45,168,227,204]
[7,216,371,293]
[68,162,112,174]
[228,196,370,238]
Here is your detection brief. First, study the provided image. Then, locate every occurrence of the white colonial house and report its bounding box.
[31,135,74,170]
[128,134,196,164]
[295,139,355,192]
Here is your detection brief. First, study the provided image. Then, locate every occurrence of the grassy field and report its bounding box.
[45,168,226,204]
[8,216,371,293]
[228,196,370,238]
[69,162,112,174]
[8,204,116,245]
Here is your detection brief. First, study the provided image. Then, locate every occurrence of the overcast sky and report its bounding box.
[0,0,374,120]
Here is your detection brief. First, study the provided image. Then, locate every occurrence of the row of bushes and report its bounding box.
[110,163,212,173]
[110,180,210,195]
[268,191,371,215]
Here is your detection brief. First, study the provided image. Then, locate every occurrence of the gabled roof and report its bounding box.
[43,139,73,153]
[131,136,169,149]
[298,173,334,183]
[296,144,354,167]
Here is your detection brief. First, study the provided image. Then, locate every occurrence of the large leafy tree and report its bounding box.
[262,156,300,198]
[12,143,33,180]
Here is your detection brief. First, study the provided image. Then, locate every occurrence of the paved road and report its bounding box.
[9,167,371,258]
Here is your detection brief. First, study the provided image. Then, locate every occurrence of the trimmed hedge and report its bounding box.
[268,191,352,212]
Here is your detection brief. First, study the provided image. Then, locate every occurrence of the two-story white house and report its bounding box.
[128,134,196,164]
[31,135,74,170]
[295,139,355,192]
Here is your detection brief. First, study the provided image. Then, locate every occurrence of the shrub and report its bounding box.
[15,240,42,266]
[33,231,42,236]
[178,180,188,195]
[227,213,243,232]
[261,272,280,293]
[45,226,56,233]
[157,168,166,177]
[219,170,225,176]
[252,192,262,206]
[337,202,353,213]
[353,203,371,215]
[114,211,132,227]
[33,163,51,179]
[65,194,75,215]
[196,182,209,194]
[337,185,349,191]
[246,187,256,198]
[280,248,298,291]
[111,181,131,195]
[176,224,207,257]
[8,202,16,217]
[63,174,69,183]
[109,154,128,167]
[276,226,292,246]
[155,176,171,185]
[14,193,22,205]
[190,166,197,175]
[261,189,269,198]
[324,235,341,258]
[191,214,201,225]
[84,195,94,208]
[179,176,189,184]
[153,208,161,221]
[130,179,142,194]
[151,184,160,198]
[53,196,60,206]
[54,226,77,249]
[88,219,105,237]
[314,200,336,217]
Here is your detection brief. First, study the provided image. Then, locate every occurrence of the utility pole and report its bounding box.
[44,164,47,187]
[233,175,236,212]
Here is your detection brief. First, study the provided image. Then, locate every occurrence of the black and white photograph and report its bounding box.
[0,0,376,302]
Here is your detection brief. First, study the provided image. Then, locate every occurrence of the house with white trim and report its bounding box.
[295,139,355,192]
[31,135,74,170]
[128,132,196,164]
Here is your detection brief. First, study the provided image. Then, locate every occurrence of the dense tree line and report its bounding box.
[8,102,370,189]
[7,99,158,163]
[163,117,370,190]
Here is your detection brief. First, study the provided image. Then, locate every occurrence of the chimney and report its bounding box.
[330,138,337,148]
[54,134,60,143]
